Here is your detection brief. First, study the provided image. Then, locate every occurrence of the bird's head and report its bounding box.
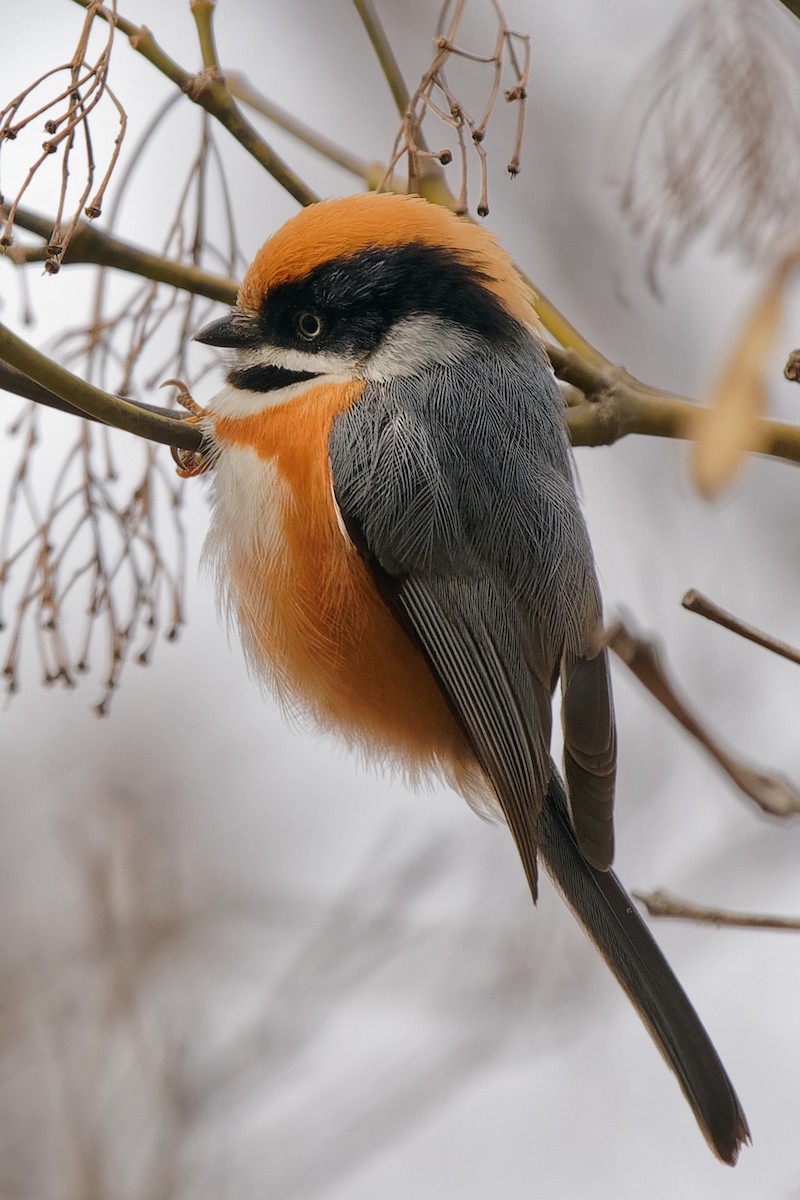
[194,192,537,407]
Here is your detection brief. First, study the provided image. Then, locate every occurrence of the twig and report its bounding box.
[682,589,800,667]
[352,0,412,118]
[2,203,238,304]
[190,0,220,73]
[0,360,182,425]
[0,321,201,451]
[1,71,253,708]
[69,0,318,207]
[380,0,529,213]
[0,0,125,266]
[634,889,800,932]
[607,618,800,818]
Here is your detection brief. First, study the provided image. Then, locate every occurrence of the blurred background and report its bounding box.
[2,1,800,1197]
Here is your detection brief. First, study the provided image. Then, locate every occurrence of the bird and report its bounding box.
[189,191,749,1164]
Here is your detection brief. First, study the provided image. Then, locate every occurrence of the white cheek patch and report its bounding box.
[227,342,357,378]
[362,315,471,382]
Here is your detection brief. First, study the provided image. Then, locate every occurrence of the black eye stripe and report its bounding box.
[260,243,521,354]
[228,364,319,393]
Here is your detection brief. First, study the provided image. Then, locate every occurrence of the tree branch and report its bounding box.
[0,359,180,425]
[682,589,800,667]
[634,889,800,932]
[190,0,220,73]
[352,0,412,118]
[556,346,800,466]
[68,0,318,207]
[607,618,800,818]
[3,204,238,304]
[0,321,202,451]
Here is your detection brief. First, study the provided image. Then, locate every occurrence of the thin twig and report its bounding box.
[69,0,318,207]
[607,617,800,818]
[352,0,412,118]
[635,889,800,932]
[190,0,220,73]
[375,0,530,211]
[0,0,123,266]
[682,589,800,667]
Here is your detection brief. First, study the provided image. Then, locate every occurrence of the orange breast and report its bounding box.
[211,381,471,783]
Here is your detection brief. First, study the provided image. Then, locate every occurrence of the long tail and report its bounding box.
[537,773,750,1164]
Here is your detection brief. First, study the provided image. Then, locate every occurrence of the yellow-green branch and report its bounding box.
[553,346,800,465]
[0,321,202,451]
[3,204,238,303]
[352,0,411,118]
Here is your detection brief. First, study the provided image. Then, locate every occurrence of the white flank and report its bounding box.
[202,444,286,627]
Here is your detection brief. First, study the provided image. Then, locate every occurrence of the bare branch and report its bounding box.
[380,0,530,214]
[0,359,181,425]
[635,889,800,932]
[352,0,412,118]
[682,589,800,668]
[607,618,800,818]
[68,0,318,207]
[0,0,126,267]
[555,346,800,468]
[191,0,221,73]
[2,203,238,304]
[0,406,190,712]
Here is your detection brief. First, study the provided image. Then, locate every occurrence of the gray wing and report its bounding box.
[362,564,552,899]
[329,344,615,894]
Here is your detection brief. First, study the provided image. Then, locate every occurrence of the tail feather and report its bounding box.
[537,773,750,1165]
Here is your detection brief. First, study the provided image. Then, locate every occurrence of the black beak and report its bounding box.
[193,310,262,348]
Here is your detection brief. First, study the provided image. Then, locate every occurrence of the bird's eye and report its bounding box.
[295,311,324,341]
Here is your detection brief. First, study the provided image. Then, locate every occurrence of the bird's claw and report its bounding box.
[161,378,214,478]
